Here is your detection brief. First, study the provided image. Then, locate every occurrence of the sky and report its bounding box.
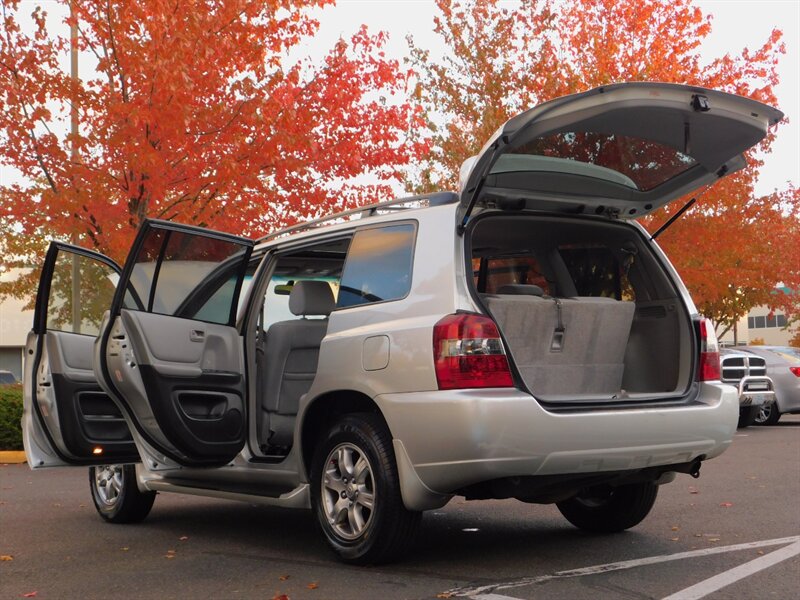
[2,0,799,198]
[306,0,800,197]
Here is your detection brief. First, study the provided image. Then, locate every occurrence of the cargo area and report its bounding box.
[469,213,695,404]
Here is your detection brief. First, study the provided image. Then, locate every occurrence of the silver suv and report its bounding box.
[23,83,782,563]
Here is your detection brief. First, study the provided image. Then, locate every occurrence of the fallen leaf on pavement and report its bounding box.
[272,595,289,600]
[671,526,680,531]
[307,583,318,590]
[179,536,189,541]
[708,538,720,542]
[757,550,765,555]
[719,502,733,508]
[670,537,679,541]
[1,555,13,561]
[120,547,129,551]
[436,593,455,599]
[22,592,37,598]
[279,575,290,581]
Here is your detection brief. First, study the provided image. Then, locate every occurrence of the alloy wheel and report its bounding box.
[321,443,376,540]
[93,465,124,506]
[755,403,772,424]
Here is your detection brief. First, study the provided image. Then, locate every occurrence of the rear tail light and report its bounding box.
[696,318,721,381]
[433,313,514,390]
[790,367,800,377]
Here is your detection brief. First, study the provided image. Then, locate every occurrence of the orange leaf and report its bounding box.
[307,583,318,590]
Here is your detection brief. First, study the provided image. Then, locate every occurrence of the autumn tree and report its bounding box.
[0,0,426,302]
[408,0,800,337]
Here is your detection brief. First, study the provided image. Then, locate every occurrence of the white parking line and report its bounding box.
[451,535,800,597]
[661,540,800,600]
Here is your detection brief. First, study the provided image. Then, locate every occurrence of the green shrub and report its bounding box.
[0,384,24,450]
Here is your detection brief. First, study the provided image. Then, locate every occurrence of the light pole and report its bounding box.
[69,0,81,333]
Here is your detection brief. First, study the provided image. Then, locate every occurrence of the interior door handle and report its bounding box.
[190,330,205,342]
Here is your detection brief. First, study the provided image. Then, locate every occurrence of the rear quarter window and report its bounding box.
[336,223,416,308]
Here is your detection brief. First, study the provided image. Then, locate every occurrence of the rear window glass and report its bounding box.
[509,131,696,191]
[337,224,415,308]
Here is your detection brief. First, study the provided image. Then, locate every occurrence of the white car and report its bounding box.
[23,82,782,563]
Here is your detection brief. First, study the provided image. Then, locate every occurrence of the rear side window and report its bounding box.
[337,224,415,308]
[123,227,250,325]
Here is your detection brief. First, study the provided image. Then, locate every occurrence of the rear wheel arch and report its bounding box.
[299,391,392,480]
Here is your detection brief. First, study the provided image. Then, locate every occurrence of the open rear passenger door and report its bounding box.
[23,243,140,468]
[96,220,254,469]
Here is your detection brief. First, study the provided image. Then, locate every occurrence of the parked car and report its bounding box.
[0,370,17,385]
[719,348,775,427]
[22,83,782,563]
[739,346,800,425]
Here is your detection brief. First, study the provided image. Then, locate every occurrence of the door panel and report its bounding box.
[23,243,139,468]
[97,220,253,467]
[40,332,134,458]
[106,310,245,464]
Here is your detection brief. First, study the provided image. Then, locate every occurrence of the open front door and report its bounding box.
[96,220,253,468]
[23,243,140,468]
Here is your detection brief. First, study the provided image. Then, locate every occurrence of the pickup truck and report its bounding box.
[720,348,776,427]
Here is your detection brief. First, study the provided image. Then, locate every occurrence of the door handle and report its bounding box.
[190,330,205,342]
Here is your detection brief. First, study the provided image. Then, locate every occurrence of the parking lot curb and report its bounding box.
[0,451,26,464]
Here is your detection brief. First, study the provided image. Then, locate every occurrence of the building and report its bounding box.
[0,270,35,380]
[718,305,798,347]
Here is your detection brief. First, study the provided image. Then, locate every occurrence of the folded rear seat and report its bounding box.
[484,289,635,397]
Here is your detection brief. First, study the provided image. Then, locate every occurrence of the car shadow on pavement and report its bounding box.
[136,495,679,574]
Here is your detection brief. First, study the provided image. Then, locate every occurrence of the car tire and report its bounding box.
[310,413,421,564]
[556,482,658,533]
[89,464,156,524]
[755,402,781,426]
[737,405,759,428]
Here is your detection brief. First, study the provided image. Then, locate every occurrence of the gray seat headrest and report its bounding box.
[496,284,545,297]
[289,281,335,316]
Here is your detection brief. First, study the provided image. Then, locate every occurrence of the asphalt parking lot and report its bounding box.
[1,417,799,600]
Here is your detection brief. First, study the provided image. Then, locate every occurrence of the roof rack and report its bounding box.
[257,191,458,243]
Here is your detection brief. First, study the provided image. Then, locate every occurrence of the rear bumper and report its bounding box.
[376,382,738,509]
